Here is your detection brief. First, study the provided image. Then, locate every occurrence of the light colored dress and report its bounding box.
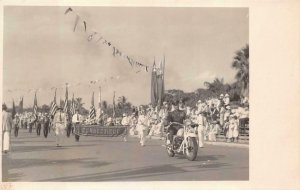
[136,115,150,146]
[53,111,67,145]
[2,111,13,152]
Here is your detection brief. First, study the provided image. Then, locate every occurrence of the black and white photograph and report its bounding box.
[1,5,250,182]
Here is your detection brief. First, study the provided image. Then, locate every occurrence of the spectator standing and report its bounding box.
[2,104,13,153]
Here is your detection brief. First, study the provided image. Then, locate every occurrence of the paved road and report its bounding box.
[2,129,249,181]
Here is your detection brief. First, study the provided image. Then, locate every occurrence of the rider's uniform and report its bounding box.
[166,109,186,143]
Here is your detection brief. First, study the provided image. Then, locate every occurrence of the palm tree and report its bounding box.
[204,78,226,93]
[232,44,249,97]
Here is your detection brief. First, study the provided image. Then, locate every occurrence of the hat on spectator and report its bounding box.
[225,94,229,97]
[220,94,224,97]
[2,103,7,111]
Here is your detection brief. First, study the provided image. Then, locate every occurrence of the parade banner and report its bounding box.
[74,124,128,137]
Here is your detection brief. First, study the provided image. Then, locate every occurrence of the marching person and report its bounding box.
[136,107,150,146]
[129,112,138,136]
[195,111,206,148]
[13,114,20,137]
[53,107,67,147]
[42,113,50,138]
[66,114,72,138]
[121,113,130,142]
[28,115,34,133]
[2,104,13,154]
[36,116,42,136]
[72,109,81,142]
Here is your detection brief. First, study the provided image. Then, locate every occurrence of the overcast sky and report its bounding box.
[3,6,248,108]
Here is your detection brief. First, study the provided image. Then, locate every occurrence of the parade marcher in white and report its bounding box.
[136,107,150,146]
[53,107,67,147]
[128,112,138,136]
[2,104,13,153]
[195,106,206,148]
[72,109,81,142]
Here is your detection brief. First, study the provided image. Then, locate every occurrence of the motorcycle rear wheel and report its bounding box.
[185,137,198,161]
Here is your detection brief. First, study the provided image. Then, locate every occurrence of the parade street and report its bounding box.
[2,129,248,181]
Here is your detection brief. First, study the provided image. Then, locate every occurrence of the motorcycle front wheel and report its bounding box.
[167,147,175,157]
[185,137,198,161]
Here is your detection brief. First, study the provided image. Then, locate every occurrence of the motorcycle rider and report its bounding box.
[165,101,186,145]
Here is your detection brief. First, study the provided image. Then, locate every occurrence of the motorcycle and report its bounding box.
[165,121,199,161]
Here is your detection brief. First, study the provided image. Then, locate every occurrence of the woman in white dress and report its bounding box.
[2,104,13,153]
[53,107,67,147]
[136,108,150,146]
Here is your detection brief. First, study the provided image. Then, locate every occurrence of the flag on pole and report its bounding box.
[89,92,96,119]
[63,84,69,113]
[70,93,76,115]
[33,92,38,115]
[33,92,38,121]
[73,15,80,32]
[19,96,23,113]
[12,99,16,120]
[50,89,58,116]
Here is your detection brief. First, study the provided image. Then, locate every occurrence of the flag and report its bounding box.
[33,92,38,115]
[50,89,58,116]
[19,96,23,113]
[73,15,80,32]
[63,85,69,113]
[33,92,38,121]
[151,59,158,106]
[12,99,16,119]
[83,21,87,32]
[64,7,73,15]
[70,93,76,115]
[89,92,96,119]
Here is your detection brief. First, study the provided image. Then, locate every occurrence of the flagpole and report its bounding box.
[99,86,101,109]
[113,91,116,119]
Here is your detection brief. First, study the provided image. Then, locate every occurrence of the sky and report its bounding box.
[3,6,248,108]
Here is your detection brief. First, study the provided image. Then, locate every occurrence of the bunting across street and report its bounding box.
[64,7,154,73]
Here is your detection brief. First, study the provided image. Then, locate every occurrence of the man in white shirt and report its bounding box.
[121,113,131,142]
[72,109,81,142]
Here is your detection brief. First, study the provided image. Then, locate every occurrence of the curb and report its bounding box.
[204,141,249,148]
